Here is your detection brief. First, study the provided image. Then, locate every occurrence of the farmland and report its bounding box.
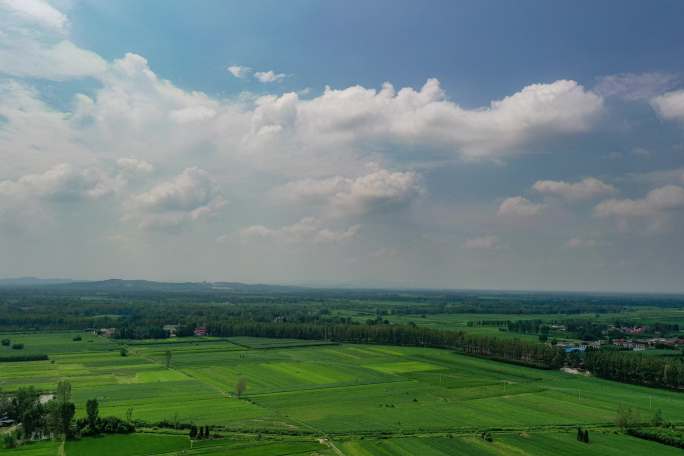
[1,329,683,455]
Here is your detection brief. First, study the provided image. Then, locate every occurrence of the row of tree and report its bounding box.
[585,350,684,389]
[203,322,566,369]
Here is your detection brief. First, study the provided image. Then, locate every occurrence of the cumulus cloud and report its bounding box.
[594,185,684,217]
[254,70,287,83]
[116,158,154,175]
[497,196,544,217]
[169,106,217,124]
[0,163,123,201]
[595,72,679,100]
[248,78,602,160]
[1,0,67,32]
[227,65,252,79]
[532,177,615,201]
[240,217,360,244]
[126,167,225,230]
[277,168,423,216]
[463,235,500,250]
[0,0,107,80]
[651,90,684,124]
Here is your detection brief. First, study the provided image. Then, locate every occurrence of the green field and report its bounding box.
[2,331,683,455]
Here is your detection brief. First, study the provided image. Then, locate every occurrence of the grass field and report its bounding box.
[2,331,684,455]
[344,309,684,341]
[338,432,684,455]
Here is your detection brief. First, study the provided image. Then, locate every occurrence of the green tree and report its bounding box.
[651,408,666,427]
[46,381,76,439]
[57,401,75,438]
[615,404,640,430]
[20,403,45,440]
[3,432,17,449]
[56,381,72,403]
[9,386,40,421]
[164,350,172,368]
[235,377,247,398]
[86,399,99,431]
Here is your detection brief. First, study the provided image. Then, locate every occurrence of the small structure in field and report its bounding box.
[193,326,208,337]
[163,324,178,337]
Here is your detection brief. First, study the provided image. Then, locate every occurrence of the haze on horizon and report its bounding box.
[2,0,684,293]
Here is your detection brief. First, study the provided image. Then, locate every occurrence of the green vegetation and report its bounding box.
[1,330,684,454]
[1,283,683,454]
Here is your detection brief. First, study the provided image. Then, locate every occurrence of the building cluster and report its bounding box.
[557,337,684,353]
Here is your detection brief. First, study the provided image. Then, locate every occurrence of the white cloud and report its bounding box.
[0,163,123,201]
[497,196,544,217]
[126,167,225,230]
[0,0,107,80]
[254,70,287,83]
[595,72,679,100]
[277,168,423,216]
[463,235,499,250]
[240,217,360,244]
[0,40,107,80]
[227,65,252,79]
[532,177,615,201]
[594,185,684,217]
[651,90,684,124]
[248,78,602,160]
[116,158,154,175]
[169,106,216,124]
[1,0,67,32]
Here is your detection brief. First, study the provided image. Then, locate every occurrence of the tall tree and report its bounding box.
[56,381,71,403]
[86,399,99,430]
[235,378,247,398]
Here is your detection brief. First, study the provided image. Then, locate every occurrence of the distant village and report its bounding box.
[550,323,684,353]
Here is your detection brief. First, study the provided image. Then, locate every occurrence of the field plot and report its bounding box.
[228,336,337,349]
[189,438,333,455]
[248,345,684,433]
[2,333,684,455]
[0,331,115,356]
[64,434,189,456]
[0,442,59,456]
[338,432,684,456]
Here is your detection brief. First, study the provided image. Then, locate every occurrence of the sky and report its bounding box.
[1,0,684,292]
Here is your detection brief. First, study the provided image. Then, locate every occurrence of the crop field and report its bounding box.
[338,432,684,455]
[1,331,684,455]
[348,309,684,340]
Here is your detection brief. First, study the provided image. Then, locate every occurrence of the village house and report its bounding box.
[163,324,178,337]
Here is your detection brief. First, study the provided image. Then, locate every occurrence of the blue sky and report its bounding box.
[1,0,684,292]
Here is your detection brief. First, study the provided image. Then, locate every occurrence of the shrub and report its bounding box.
[11,343,24,350]
[3,433,17,449]
[1,339,9,346]
[0,354,48,362]
[627,428,684,449]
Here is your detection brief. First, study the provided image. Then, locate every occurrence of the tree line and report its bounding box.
[585,350,684,389]
[203,322,566,369]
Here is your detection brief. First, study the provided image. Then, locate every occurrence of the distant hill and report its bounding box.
[0,277,74,287]
[45,279,304,294]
